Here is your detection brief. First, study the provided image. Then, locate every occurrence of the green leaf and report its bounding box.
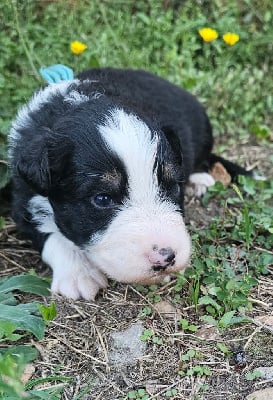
[0,291,17,306]
[246,369,262,381]
[0,216,5,230]
[205,305,217,316]
[0,275,50,297]
[200,315,218,327]
[228,315,251,325]
[28,387,64,399]
[203,366,212,376]
[137,12,151,25]
[37,301,57,324]
[152,336,163,345]
[198,296,222,312]
[231,184,244,202]
[218,311,236,328]
[166,389,178,397]
[0,346,38,398]
[207,286,221,296]
[0,321,24,342]
[0,362,25,397]
[186,367,195,376]
[217,342,230,355]
[140,328,154,341]
[179,318,189,329]
[2,345,38,363]
[188,324,198,332]
[188,349,196,358]
[185,350,195,360]
[25,374,73,390]
[137,388,146,396]
[181,349,196,361]
[0,303,45,339]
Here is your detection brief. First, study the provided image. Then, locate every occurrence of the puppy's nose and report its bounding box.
[148,246,176,272]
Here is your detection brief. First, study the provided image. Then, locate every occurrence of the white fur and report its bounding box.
[28,195,107,299]
[42,232,107,300]
[99,109,162,207]
[28,195,58,234]
[86,109,192,284]
[87,203,191,284]
[63,90,89,105]
[188,172,215,197]
[9,80,79,150]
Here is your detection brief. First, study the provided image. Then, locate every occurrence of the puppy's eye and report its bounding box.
[93,193,116,208]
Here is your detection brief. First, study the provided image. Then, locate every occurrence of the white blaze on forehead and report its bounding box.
[99,108,164,206]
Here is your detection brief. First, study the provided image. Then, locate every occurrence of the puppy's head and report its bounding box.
[11,82,191,284]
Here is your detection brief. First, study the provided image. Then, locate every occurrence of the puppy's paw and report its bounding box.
[188,172,215,197]
[51,268,107,300]
[42,232,108,300]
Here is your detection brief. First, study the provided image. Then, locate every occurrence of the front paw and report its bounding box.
[51,268,108,300]
[42,232,108,300]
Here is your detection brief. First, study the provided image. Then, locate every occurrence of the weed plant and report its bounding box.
[174,177,273,319]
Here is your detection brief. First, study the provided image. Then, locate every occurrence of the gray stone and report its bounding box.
[255,366,273,380]
[109,323,146,369]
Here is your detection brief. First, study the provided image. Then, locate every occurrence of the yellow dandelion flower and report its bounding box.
[70,41,87,55]
[223,32,240,46]
[199,27,218,43]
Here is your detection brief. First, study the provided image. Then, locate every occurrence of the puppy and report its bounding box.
[9,68,252,300]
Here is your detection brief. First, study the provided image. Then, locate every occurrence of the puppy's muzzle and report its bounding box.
[148,246,176,272]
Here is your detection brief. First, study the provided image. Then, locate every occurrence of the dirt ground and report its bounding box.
[1,143,273,400]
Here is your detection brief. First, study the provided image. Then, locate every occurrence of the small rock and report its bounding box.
[21,363,35,383]
[254,366,273,380]
[109,322,146,369]
[246,387,273,400]
[195,325,220,341]
[254,315,273,333]
[145,381,160,395]
[154,301,181,319]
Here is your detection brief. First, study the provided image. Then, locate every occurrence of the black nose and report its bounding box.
[152,247,176,272]
[159,247,176,264]
[163,251,176,264]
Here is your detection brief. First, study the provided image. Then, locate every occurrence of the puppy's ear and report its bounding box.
[161,125,183,165]
[15,128,73,195]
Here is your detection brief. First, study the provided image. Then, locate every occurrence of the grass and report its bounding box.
[0,0,273,399]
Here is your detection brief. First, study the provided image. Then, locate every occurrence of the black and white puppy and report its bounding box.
[9,68,251,300]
